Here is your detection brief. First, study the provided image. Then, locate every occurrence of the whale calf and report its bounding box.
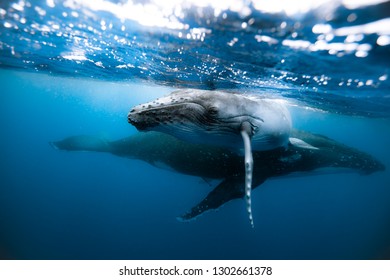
[127,89,304,227]
[51,130,385,223]
[127,89,292,151]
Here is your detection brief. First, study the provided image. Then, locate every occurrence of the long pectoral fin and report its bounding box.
[240,122,254,228]
[178,176,244,222]
[178,174,266,222]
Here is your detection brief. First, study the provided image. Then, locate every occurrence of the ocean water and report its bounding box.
[1,0,390,260]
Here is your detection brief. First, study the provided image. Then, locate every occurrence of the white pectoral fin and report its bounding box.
[289,137,319,150]
[240,122,254,228]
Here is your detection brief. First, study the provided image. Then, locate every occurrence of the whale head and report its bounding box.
[128,89,291,150]
[128,89,229,132]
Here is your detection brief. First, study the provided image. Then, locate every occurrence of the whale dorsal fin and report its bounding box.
[289,137,319,150]
[240,122,254,228]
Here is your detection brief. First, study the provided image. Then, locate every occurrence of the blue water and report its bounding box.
[1,0,390,259]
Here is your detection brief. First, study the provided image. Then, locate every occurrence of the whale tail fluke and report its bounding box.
[50,135,111,153]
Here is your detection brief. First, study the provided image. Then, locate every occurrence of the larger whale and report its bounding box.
[50,130,385,222]
[127,89,313,227]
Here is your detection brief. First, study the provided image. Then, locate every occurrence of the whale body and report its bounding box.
[128,89,297,227]
[51,130,385,223]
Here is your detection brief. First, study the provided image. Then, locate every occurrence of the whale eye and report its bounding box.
[208,106,218,116]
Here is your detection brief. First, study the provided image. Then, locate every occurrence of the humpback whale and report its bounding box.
[127,89,305,227]
[50,130,385,223]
